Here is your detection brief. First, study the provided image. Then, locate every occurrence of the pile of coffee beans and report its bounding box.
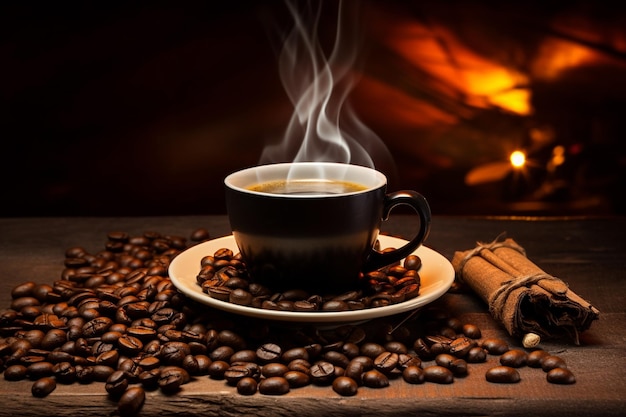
[0,229,575,417]
[195,246,423,312]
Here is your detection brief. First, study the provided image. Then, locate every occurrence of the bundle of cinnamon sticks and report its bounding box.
[452,236,600,345]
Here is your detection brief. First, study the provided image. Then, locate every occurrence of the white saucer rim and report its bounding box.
[168,234,455,323]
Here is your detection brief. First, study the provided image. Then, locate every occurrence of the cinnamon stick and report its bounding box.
[452,236,599,344]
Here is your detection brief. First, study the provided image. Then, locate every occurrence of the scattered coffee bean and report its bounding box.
[541,355,568,372]
[118,387,146,417]
[258,376,290,395]
[402,365,425,384]
[547,367,576,384]
[499,349,527,368]
[0,228,580,416]
[424,365,454,384]
[237,377,258,395]
[466,346,488,363]
[527,349,551,368]
[485,366,520,383]
[4,364,28,381]
[284,370,311,388]
[481,338,510,355]
[31,377,57,397]
[310,361,336,385]
[332,376,358,396]
[362,369,389,388]
[461,324,482,339]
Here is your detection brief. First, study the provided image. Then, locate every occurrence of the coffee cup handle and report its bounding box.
[364,190,432,271]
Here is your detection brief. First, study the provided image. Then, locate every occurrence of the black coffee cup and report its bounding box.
[224,162,431,292]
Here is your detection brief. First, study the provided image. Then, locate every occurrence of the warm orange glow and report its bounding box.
[387,22,532,116]
[510,150,526,168]
[532,39,599,80]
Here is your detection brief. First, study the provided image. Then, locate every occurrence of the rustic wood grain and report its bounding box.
[0,216,624,416]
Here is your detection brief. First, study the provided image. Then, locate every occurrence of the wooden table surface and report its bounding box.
[1,215,624,417]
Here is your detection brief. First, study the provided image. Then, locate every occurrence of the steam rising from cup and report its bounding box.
[259,0,394,179]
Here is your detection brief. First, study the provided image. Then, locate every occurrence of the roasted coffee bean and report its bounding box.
[435,353,456,368]
[321,300,349,311]
[449,336,475,357]
[210,345,235,362]
[449,359,468,377]
[282,347,309,363]
[82,317,113,338]
[41,329,67,351]
[403,255,422,270]
[96,349,119,367]
[117,386,145,417]
[158,366,189,394]
[191,228,210,242]
[217,330,246,351]
[256,343,282,363]
[547,367,576,384]
[52,361,76,384]
[262,362,289,378]
[402,365,425,384]
[229,289,252,306]
[424,365,454,384]
[237,376,258,395]
[258,376,290,395]
[360,343,386,359]
[333,376,358,396]
[374,351,398,374]
[362,369,389,388]
[31,377,56,397]
[287,358,312,374]
[48,350,73,364]
[4,364,28,381]
[139,368,161,391]
[485,366,520,383]
[12,281,37,298]
[499,349,528,368]
[396,353,421,370]
[461,323,482,339]
[284,370,311,388]
[27,361,54,379]
[75,365,95,384]
[466,346,488,363]
[11,297,41,311]
[541,355,567,372]
[437,326,457,339]
[92,365,115,382]
[230,349,257,364]
[138,356,161,371]
[225,365,254,386]
[340,342,360,359]
[349,355,374,371]
[324,350,350,368]
[526,349,550,367]
[20,355,47,366]
[445,317,463,332]
[384,341,408,354]
[413,338,434,360]
[481,338,509,355]
[106,370,130,397]
[161,341,191,365]
[293,300,317,311]
[310,361,336,385]
[207,360,230,379]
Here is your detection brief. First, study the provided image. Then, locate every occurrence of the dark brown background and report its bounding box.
[3,1,625,217]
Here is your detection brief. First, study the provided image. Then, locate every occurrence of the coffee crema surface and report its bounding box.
[246,179,368,195]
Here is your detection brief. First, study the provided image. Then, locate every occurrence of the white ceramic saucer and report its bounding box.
[169,235,454,325]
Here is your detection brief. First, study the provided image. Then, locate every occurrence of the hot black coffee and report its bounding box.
[247,179,368,195]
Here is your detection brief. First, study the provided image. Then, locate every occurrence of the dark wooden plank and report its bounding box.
[0,216,624,417]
